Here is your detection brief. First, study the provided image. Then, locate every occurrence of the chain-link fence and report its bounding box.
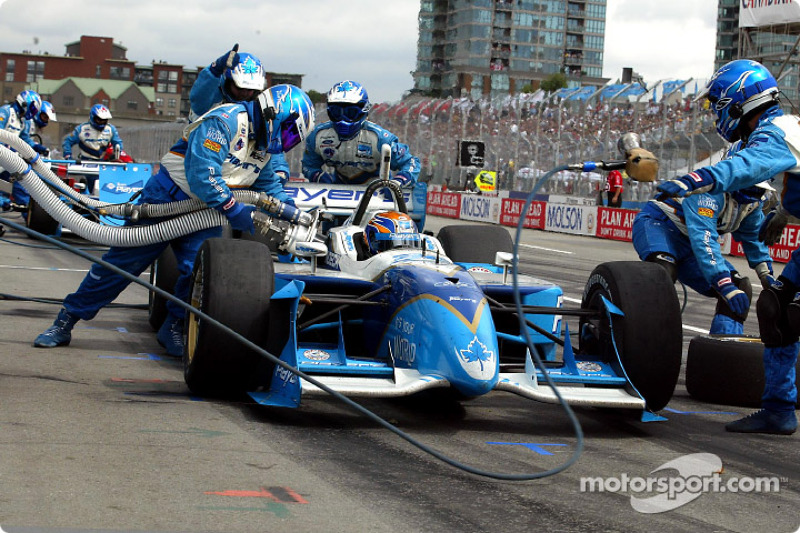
[118,94,728,203]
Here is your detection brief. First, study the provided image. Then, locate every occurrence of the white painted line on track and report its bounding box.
[517,243,573,254]
[0,264,90,272]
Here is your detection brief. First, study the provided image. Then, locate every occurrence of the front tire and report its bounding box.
[183,238,275,398]
[580,261,682,411]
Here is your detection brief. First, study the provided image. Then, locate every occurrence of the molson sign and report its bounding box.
[740,0,800,28]
[544,203,596,236]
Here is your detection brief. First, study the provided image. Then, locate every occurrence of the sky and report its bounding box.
[0,0,718,104]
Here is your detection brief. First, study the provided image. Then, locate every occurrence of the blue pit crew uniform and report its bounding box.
[35,102,290,355]
[660,105,800,429]
[62,120,123,161]
[301,120,420,187]
[0,102,45,208]
[633,163,772,335]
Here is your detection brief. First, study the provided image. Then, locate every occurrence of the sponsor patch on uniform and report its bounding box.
[698,207,714,218]
[203,138,222,152]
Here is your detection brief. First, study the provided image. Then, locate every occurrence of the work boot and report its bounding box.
[34,308,79,348]
[157,316,184,357]
[725,409,798,435]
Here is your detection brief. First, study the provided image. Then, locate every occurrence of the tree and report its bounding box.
[306,89,327,105]
[540,73,567,93]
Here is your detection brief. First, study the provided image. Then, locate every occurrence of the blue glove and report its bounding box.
[283,196,296,207]
[312,172,336,184]
[32,143,49,156]
[755,261,777,290]
[391,173,413,188]
[656,170,715,198]
[759,205,790,246]
[209,44,240,77]
[713,272,750,316]
[216,199,255,234]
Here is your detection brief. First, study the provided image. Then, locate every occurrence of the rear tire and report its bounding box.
[26,198,59,236]
[437,224,513,263]
[580,261,682,411]
[183,238,274,398]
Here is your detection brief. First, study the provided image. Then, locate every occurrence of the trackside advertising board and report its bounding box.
[499,198,546,229]
[459,194,501,224]
[730,224,800,263]
[427,190,461,218]
[544,202,596,236]
[596,207,637,242]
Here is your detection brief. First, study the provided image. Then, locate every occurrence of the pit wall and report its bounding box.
[426,188,796,264]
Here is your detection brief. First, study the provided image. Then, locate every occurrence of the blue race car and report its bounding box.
[182,177,682,416]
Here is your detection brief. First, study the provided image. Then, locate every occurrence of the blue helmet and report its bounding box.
[327,80,371,140]
[363,211,421,256]
[250,84,315,154]
[698,59,779,142]
[34,101,56,128]
[222,52,265,102]
[89,104,112,130]
[16,90,42,120]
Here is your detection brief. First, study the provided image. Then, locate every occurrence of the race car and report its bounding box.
[179,158,683,418]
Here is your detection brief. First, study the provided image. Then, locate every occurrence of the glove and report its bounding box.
[713,272,750,316]
[64,153,72,160]
[755,261,777,290]
[656,170,714,199]
[283,196,296,207]
[209,43,240,77]
[216,198,255,234]
[312,172,336,184]
[759,205,790,246]
[391,173,413,188]
[32,143,49,156]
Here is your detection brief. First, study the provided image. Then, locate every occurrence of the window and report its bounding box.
[5,59,14,81]
[26,60,44,82]
[168,98,176,108]
[155,97,164,106]
[63,95,74,107]
[127,100,138,110]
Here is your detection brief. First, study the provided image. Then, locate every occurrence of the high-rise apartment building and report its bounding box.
[413,0,608,99]
[714,0,800,103]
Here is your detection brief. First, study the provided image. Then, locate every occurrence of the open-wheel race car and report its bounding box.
[180,150,683,419]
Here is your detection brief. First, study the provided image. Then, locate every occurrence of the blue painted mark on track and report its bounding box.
[487,442,569,456]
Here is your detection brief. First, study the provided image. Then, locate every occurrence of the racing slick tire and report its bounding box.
[26,198,59,236]
[580,261,682,411]
[437,224,513,264]
[686,335,800,408]
[147,246,179,331]
[184,238,274,398]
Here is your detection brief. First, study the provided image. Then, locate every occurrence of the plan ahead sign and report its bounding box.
[740,0,800,28]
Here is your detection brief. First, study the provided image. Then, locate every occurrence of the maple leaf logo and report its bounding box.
[458,336,495,372]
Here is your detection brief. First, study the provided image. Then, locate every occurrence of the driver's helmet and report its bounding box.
[89,104,112,130]
[34,101,56,128]
[696,59,779,142]
[222,52,265,102]
[251,84,315,154]
[363,211,421,256]
[326,80,371,140]
[16,90,42,120]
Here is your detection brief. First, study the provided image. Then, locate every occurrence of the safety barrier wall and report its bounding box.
[427,188,797,264]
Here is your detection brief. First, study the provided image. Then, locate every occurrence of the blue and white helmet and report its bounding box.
[34,101,56,128]
[89,104,112,130]
[16,90,42,120]
[326,80,371,140]
[697,59,779,142]
[223,52,265,100]
[252,84,315,154]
